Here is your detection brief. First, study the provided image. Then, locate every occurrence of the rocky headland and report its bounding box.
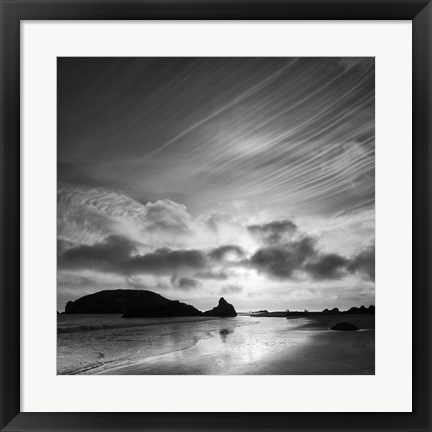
[64,290,237,319]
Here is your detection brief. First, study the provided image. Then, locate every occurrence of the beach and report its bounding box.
[57,314,374,375]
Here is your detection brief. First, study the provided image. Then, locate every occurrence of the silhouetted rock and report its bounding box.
[204,297,237,317]
[347,305,375,314]
[331,322,359,331]
[322,307,339,314]
[250,309,269,316]
[123,300,203,318]
[64,289,202,317]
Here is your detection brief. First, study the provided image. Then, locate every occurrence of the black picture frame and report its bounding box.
[1,1,431,431]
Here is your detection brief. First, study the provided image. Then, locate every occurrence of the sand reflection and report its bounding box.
[219,328,234,342]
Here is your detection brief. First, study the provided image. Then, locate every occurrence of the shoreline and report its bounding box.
[92,315,374,375]
[96,330,375,375]
[236,330,375,375]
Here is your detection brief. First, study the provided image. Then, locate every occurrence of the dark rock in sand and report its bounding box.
[204,297,237,317]
[331,322,359,331]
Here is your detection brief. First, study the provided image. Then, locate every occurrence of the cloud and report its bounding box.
[58,238,75,254]
[220,284,243,295]
[303,253,349,280]
[194,270,229,280]
[144,199,193,235]
[209,245,245,262]
[58,184,196,247]
[248,220,297,245]
[198,210,250,247]
[57,274,97,287]
[127,248,207,275]
[58,184,256,255]
[173,277,202,291]
[337,57,374,73]
[201,211,233,233]
[58,235,207,276]
[59,235,138,273]
[247,222,375,281]
[348,244,375,281]
[58,217,375,290]
[57,184,146,244]
[123,275,172,291]
[250,236,316,278]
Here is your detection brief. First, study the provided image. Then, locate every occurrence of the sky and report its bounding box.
[57,57,375,312]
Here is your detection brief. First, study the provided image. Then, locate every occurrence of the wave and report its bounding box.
[57,316,222,334]
[58,324,123,334]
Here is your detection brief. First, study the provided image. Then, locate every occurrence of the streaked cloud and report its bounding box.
[57,57,375,311]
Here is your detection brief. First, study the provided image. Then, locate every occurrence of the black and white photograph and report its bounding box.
[57,57,375,375]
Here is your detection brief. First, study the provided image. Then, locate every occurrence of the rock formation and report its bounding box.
[322,307,339,314]
[347,305,375,314]
[122,300,202,318]
[64,289,201,317]
[330,322,359,331]
[203,297,237,317]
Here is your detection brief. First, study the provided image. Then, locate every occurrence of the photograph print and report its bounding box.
[57,57,375,375]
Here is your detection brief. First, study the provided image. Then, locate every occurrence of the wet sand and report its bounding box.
[240,330,374,375]
[96,314,374,375]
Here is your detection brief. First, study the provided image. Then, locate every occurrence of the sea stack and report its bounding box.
[203,297,237,317]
